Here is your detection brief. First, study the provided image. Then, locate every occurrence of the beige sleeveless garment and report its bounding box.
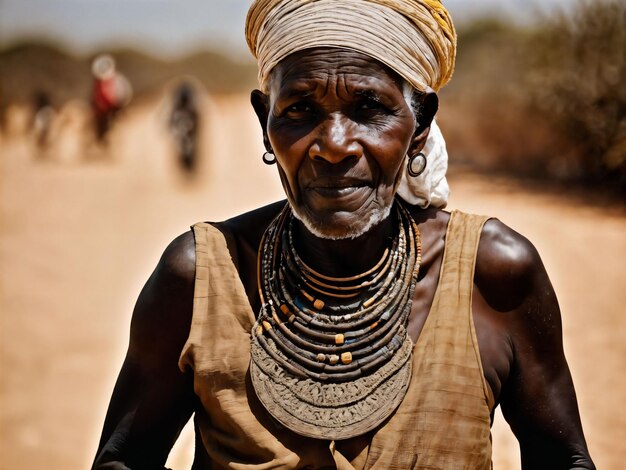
[179,210,492,469]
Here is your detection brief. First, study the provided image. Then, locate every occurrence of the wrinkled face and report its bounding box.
[264,48,417,239]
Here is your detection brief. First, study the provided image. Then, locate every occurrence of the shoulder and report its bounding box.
[218,200,287,249]
[221,200,287,233]
[475,218,544,312]
[149,200,285,289]
[127,230,197,364]
[405,205,450,240]
[127,200,285,363]
[155,200,286,278]
[156,230,196,286]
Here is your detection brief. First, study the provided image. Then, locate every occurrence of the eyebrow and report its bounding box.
[354,89,383,101]
[271,82,315,104]
[280,86,385,101]
[281,88,315,100]
[276,79,394,103]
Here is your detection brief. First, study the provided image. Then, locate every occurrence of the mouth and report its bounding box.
[306,178,371,195]
[308,186,369,198]
[303,178,374,213]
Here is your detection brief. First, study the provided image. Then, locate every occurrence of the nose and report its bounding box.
[308,114,363,164]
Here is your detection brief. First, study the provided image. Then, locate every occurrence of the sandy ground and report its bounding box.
[0,92,624,469]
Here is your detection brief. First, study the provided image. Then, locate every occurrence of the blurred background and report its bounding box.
[0,0,624,468]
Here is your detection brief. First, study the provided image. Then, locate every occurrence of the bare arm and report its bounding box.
[476,220,595,470]
[93,232,197,470]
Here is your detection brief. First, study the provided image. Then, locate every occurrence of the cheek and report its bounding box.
[275,164,296,202]
[371,128,413,183]
[269,134,308,199]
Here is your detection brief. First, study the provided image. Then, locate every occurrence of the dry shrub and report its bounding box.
[527,0,626,185]
[441,0,626,193]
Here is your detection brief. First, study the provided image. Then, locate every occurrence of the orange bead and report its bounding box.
[300,289,314,302]
[341,352,353,365]
[363,297,376,308]
[335,333,345,345]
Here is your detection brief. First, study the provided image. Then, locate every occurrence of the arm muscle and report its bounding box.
[93,231,196,469]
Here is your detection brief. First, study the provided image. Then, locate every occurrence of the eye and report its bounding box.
[359,98,385,111]
[353,98,392,120]
[284,101,314,118]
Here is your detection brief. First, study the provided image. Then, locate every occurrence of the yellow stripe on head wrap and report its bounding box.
[246,0,456,93]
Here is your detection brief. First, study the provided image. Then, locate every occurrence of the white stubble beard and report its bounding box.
[289,199,394,241]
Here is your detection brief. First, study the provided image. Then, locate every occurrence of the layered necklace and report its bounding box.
[250,200,422,440]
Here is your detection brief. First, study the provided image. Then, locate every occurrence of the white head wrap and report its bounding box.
[397,119,449,208]
[246,0,456,208]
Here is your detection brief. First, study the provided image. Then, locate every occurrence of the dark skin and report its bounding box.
[93,48,595,469]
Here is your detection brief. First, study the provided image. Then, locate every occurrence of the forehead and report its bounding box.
[269,48,404,97]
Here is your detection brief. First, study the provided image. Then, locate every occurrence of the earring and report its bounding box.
[262,151,276,165]
[407,152,427,177]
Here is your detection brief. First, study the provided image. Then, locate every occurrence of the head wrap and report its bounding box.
[397,118,449,208]
[246,0,456,208]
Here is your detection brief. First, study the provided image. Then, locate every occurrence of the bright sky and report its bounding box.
[0,0,573,59]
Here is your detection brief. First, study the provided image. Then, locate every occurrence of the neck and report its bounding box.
[292,210,396,278]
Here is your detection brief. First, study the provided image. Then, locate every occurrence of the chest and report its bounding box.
[189,218,495,469]
[235,219,509,411]
[400,228,510,410]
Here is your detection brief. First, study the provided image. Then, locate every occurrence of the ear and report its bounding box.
[251,89,272,152]
[407,89,439,157]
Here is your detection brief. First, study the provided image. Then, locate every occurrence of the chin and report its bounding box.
[291,203,393,240]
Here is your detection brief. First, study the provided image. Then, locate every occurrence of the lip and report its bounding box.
[306,178,371,191]
[303,181,373,213]
[307,186,368,198]
[306,179,372,200]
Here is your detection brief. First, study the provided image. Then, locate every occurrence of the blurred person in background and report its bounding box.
[0,85,6,137]
[93,1,595,469]
[32,91,56,150]
[91,54,133,141]
[169,82,200,174]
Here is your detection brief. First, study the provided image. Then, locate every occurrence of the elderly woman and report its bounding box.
[93,1,594,469]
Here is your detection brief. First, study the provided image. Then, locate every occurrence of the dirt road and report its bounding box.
[1,93,624,469]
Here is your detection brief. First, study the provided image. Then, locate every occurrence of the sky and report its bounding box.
[0,0,574,59]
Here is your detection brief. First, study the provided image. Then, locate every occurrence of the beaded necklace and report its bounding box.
[250,200,422,440]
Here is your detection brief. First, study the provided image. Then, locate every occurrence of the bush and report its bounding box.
[527,0,626,185]
[440,0,626,193]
